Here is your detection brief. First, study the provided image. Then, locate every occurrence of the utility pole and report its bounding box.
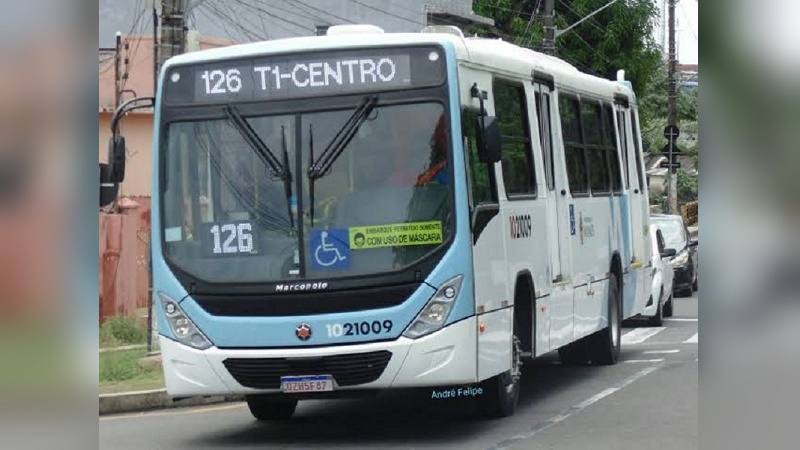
[667,0,678,214]
[114,31,122,109]
[158,0,187,74]
[542,0,555,55]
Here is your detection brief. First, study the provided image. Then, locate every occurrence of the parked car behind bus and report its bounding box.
[642,224,675,326]
[651,214,698,297]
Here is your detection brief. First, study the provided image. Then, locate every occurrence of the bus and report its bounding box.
[101,24,653,420]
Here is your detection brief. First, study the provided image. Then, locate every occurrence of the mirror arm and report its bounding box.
[111,96,155,136]
[470,83,488,117]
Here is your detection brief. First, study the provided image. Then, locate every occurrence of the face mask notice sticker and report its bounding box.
[349,221,443,250]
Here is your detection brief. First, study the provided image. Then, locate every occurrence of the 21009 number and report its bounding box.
[326,320,393,338]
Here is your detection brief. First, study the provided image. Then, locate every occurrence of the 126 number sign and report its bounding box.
[203,222,257,257]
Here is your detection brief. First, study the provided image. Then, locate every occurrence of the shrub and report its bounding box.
[100,315,146,348]
[99,349,146,382]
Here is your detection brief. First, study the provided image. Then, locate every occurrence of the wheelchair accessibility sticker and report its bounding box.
[310,229,350,270]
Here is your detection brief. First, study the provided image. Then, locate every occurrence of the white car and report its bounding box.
[642,224,676,326]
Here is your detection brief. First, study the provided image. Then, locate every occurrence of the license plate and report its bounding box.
[280,375,334,393]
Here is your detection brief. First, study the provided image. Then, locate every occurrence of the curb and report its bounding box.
[99,389,245,415]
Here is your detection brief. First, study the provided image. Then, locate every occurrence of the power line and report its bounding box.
[556,0,607,35]
[348,0,422,26]
[522,0,544,47]
[248,0,324,24]
[291,0,356,25]
[227,0,314,33]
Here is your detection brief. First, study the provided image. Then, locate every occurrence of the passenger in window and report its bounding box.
[415,114,449,186]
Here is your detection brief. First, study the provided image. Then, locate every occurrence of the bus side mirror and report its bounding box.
[108,135,126,183]
[661,248,677,258]
[99,163,119,207]
[475,116,501,164]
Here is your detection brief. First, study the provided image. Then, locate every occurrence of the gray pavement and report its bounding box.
[100,293,698,449]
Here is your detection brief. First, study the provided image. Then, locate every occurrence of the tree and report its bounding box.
[472,0,663,97]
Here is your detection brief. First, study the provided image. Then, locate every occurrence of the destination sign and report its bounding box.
[163,46,446,104]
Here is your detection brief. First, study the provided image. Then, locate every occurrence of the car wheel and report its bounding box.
[649,290,664,326]
[245,395,297,421]
[692,273,698,291]
[663,294,674,317]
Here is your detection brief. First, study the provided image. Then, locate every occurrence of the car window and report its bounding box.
[652,218,686,248]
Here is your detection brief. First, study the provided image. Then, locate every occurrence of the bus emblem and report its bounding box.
[296,323,312,341]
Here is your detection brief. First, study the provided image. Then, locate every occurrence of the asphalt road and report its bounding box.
[100,292,698,450]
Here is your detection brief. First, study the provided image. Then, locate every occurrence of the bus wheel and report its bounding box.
[589,273,621,365]
[479,331,521,418]
[245,395,297,421]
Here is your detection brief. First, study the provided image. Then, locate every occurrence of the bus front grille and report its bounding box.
[222,350,393,389]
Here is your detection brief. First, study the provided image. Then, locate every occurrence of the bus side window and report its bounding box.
[616,110,631,189]
[559,95,589,195]
[493,79,536,198]
[581,101,611,195]
[603,104,623,194]
[631,110,645,192]
[461,107,495,207]
[535,89,555,191]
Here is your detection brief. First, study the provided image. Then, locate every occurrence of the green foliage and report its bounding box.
[677,169,697,203]
[100,315,146,348]
[472,0,665,117]
[650,192,668,212]
[99,349,149,382]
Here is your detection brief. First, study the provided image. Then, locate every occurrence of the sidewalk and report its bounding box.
[99,389,244,415]
[99,347,243,415]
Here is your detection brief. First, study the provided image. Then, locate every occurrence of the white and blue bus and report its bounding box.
[103,24,653,420]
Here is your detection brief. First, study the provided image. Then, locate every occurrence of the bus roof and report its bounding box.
[162,25,635,102]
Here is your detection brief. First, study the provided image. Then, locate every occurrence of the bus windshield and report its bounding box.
[161,101,452,284]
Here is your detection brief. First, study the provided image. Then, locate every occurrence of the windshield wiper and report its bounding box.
[307,95,378,226]
[224,105,295,229]
[308,96,377,180]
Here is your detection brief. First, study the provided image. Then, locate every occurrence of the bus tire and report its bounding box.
[245,395,297,421]
[478,322,521,418]
[588,273,621,365]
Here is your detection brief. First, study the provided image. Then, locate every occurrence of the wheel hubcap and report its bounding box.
[510,335,522,386]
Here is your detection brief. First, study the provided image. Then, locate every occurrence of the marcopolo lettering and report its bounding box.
[275,282,329,292]
[509,214,532,239]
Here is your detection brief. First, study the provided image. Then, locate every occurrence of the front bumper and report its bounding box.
[160,317,478,397]
[672,264,693,290]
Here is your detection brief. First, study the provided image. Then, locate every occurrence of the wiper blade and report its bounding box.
[224,105,288,180]
[225,105,296,230]
[307,95,377,180]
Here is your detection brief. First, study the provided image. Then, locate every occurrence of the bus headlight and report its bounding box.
[402,275,463,339]
[158,293,213,350]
